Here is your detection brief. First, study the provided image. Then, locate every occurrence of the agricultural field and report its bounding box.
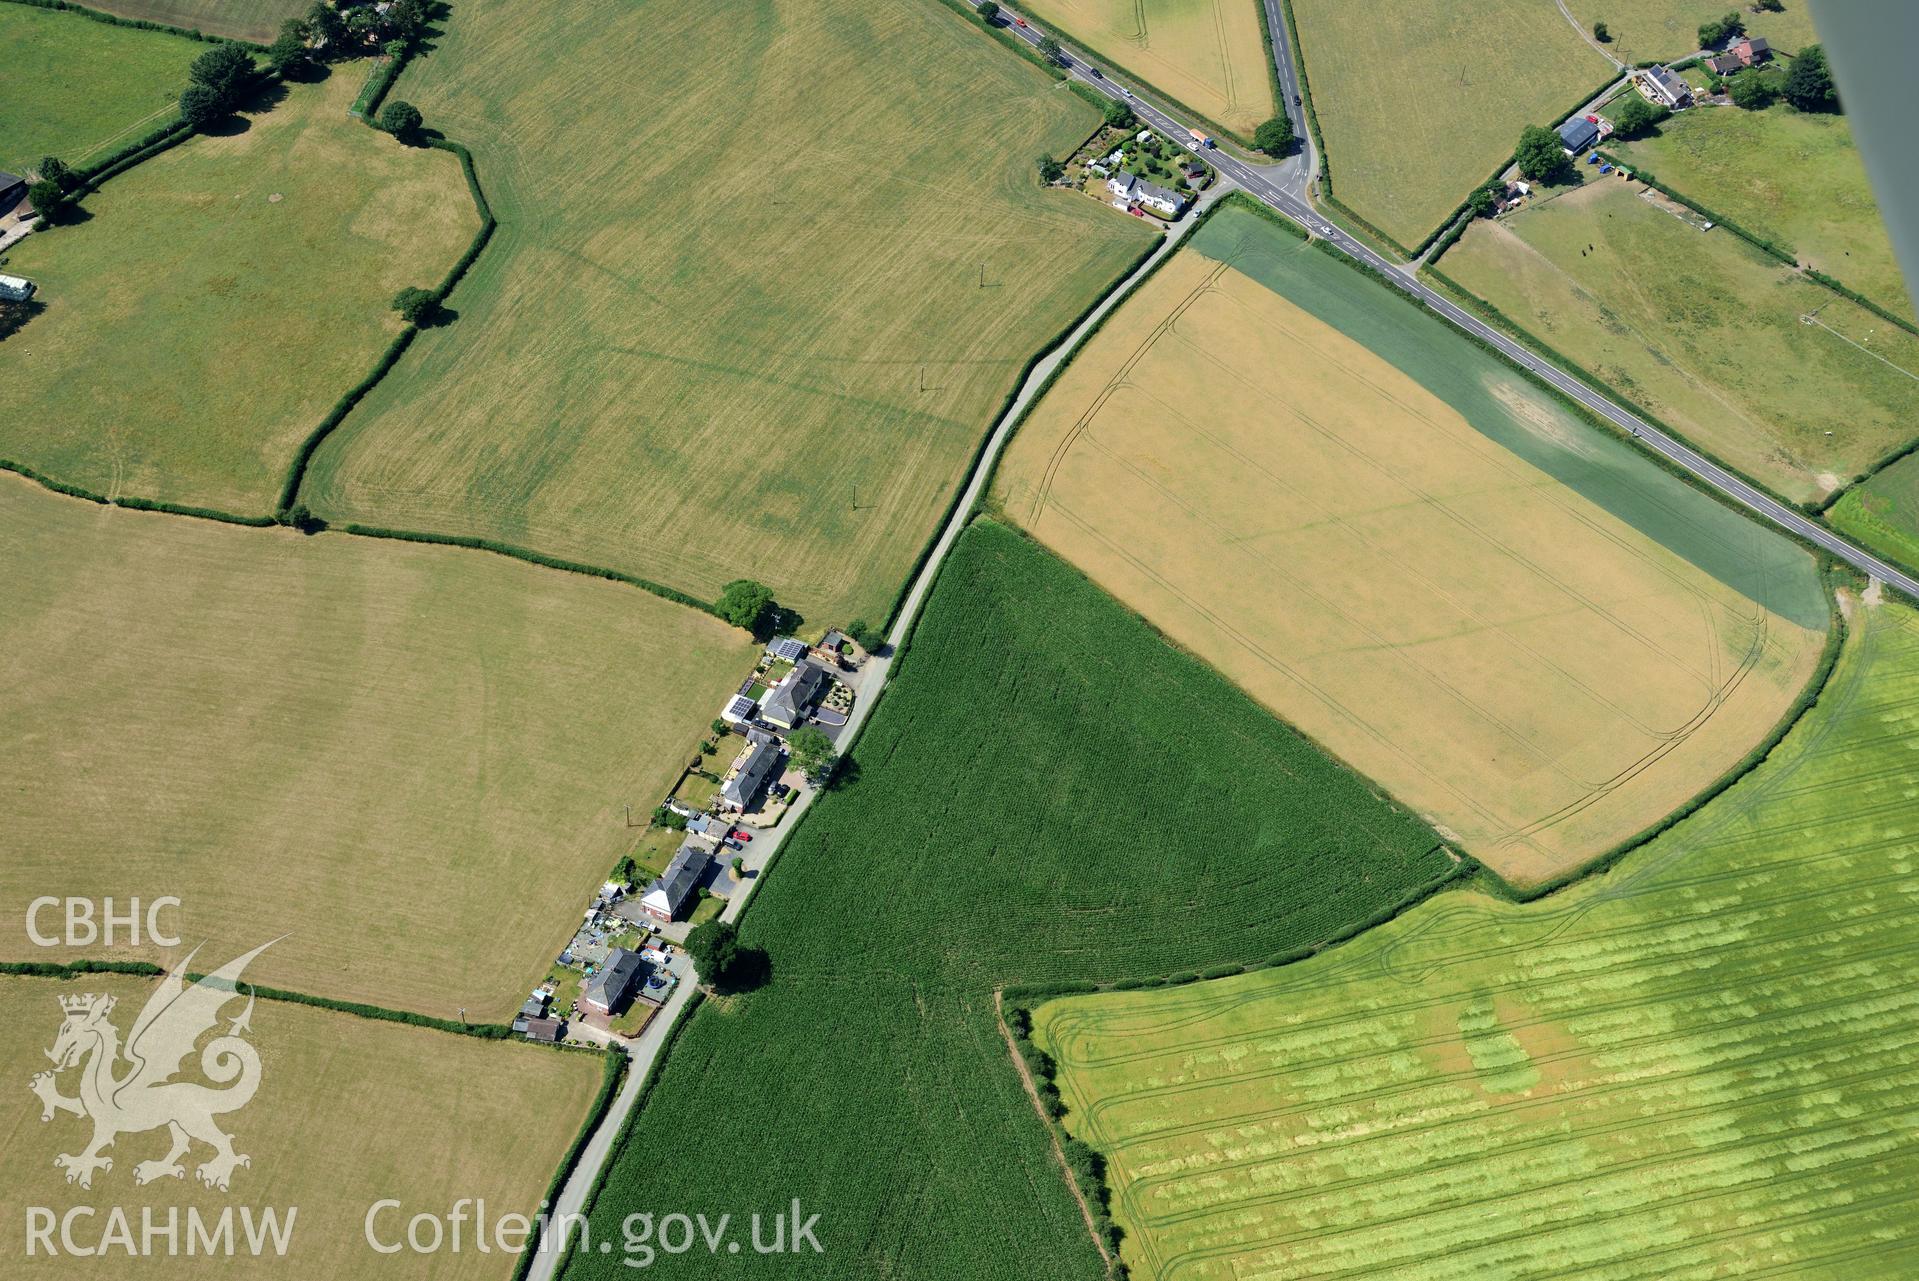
[1286,0,1610,246]
[1033,594,1918,1281]
[1564,0,1820,57]
[0,3,200,175]
[1611,100,1913,320]
[0,972,605,1279]
[994,203,1829,887]
[1014,0,1276,137]
[85,0,310,44]
[0,71,478,514]
[0,475,757,1020]
[1829,452,1919,575]
[1438,178,1919,502]
[302,0,1153,627]
[559,519,1457,1280]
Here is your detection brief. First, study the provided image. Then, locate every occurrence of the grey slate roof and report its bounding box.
[762,661,829,726]
[722,739,783,810]
[768,637,809,662]
[1557,117,1599,151]
[644,841,713,918]
[1112,171,1185,209]
[583,947,643,1011]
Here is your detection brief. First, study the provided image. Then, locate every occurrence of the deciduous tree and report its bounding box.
[1783,44,1838,112]
[1253,114,1295,155]
[391,285,437,324]
[1592,20,1609,42]
[1037,35,1063,65]
[379,99,424,140]
[1513,123,1572,182]
[975,0,999,20]
[717,579,777,634]
[787,726,837,782]
[1610,95,1668,138]
[1036,154,1064,183]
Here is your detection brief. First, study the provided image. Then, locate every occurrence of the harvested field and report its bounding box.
[303,0,1152,626]
[1829,451,1919,575]
[1611,100,1912,321]
[1286,0,1610,246]
[84,0,310,44]
[0,972,605,1279]
[0,72,477,514]
[1034,596,1918,1281]
[1015,0,1275,137]
[0,3,199,175]
[1439,178,1919,503]
[0,475,756,1020]
[994,204,1830,886]
[1564,0,1820,57]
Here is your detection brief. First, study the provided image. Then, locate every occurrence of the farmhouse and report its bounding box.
[641,840,714,922]
[1107,171,1187,217]
[722,739,783,812]
[0,273,34,303]
[761,660,829,730]
[582,947,644,1015]
[1635,66,1692,109]
[1557,116,1600,154]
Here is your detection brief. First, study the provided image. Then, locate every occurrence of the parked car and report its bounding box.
[732,830,753,842]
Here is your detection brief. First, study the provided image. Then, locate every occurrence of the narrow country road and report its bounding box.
[521,183,1228,1281]
[989,7,1919,600]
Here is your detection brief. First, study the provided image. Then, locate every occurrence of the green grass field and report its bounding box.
[1440,178,1919,502]
[84,0,310,43]
[1829,453,1919,574]
[1612,101,1912,321]
[1033,593,1919,1281]
[1014,0,1276,136]
[0,974,606,1280]
[0,72,477,514]
[1564,0,1820,58]
[0,3,199,175]
[0,474,757,1020]
[557,519,1457,1279]
[1287,0,1611,246]
[302,0,1153,627]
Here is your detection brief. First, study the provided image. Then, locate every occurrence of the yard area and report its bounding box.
[1436,178,1919,503]
[993,203,1830,886]
[0,3,200,175]
[1609,99,1913,320]
[0,72,478,514]
[1287,0,1612,247]
[301,0,1152,626]
[1013,0,1276,137]
[0,473,756,1021]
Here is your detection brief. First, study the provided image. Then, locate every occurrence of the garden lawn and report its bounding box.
[995,202,1830,887]
[1286,0,1611,248]
[1033,593,1917,1281]
[558,519,1457,1280]
[0,973,607,1280]
[0,2,199,175]
[84,0,310,43]
[1438,179,1919,503]
[0,474,757,1020]
[1014,0,1276,137]
[1610,100,1912,320]
[0,71,478,514]
[1564,0,1820,58]
[302,0,1152,627]
[1829,452,1919,576]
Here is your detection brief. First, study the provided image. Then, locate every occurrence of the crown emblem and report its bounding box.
[58,993,110,1016]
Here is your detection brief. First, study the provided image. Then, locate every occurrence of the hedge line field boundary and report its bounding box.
[0,457,280,526]
[0,0,265,47]
[510,1048,630,1281]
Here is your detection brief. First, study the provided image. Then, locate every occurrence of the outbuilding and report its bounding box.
[0,273,34,303]
[1557,116,1600,153]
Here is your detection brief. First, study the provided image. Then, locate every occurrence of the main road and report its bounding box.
[993,5,1919,600]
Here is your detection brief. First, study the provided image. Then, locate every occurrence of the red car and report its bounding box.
[1014,16,1027,26]
[732,830,753,843]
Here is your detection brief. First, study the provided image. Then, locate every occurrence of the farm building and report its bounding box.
[1107,171,1187,217]
[640,840,713,922]
[582,947,644,1014]
[766,636,810,663]
[0,172,26,212]
[1635,66,1692,109]
[522,1017,563,1043]
[1557,117,1600,153]
[761,660,829,730]
[721,739,783,812]
[0,273,34,303]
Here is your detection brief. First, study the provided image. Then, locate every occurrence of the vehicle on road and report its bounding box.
[1014,15,1026,25]
[1121,87,1133,97]
[1089,66,1101,77]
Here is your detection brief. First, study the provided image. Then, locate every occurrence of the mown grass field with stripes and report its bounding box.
[1034,593,1918,1281]
[1013,0,1275,136]
[303,0,1151,626]
[558,519,1457,1280]
[994,203,1830,888]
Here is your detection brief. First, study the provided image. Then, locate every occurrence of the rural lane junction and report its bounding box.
[993,3,1919,602]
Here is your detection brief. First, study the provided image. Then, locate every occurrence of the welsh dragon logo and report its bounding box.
[29,941,275,1192]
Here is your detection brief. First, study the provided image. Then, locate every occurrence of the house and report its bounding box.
[0,171,26,212]
[686,812,729,841]
[1735,35,1771,65]
[1557,116,1600,154]
[761,661,829,730]
[767,636,809,663]
[523,1017,563,1043]
[721,739,783,812]
[1636,65,1692,109]
[640,840,714,921]
[719,692,757,726]
[581,947,644,1015]
[1706,51,1744,75]
[0,273,34,303]
[1106,171,1186,217]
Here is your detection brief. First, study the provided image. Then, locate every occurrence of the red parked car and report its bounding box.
[732,830,753,843]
